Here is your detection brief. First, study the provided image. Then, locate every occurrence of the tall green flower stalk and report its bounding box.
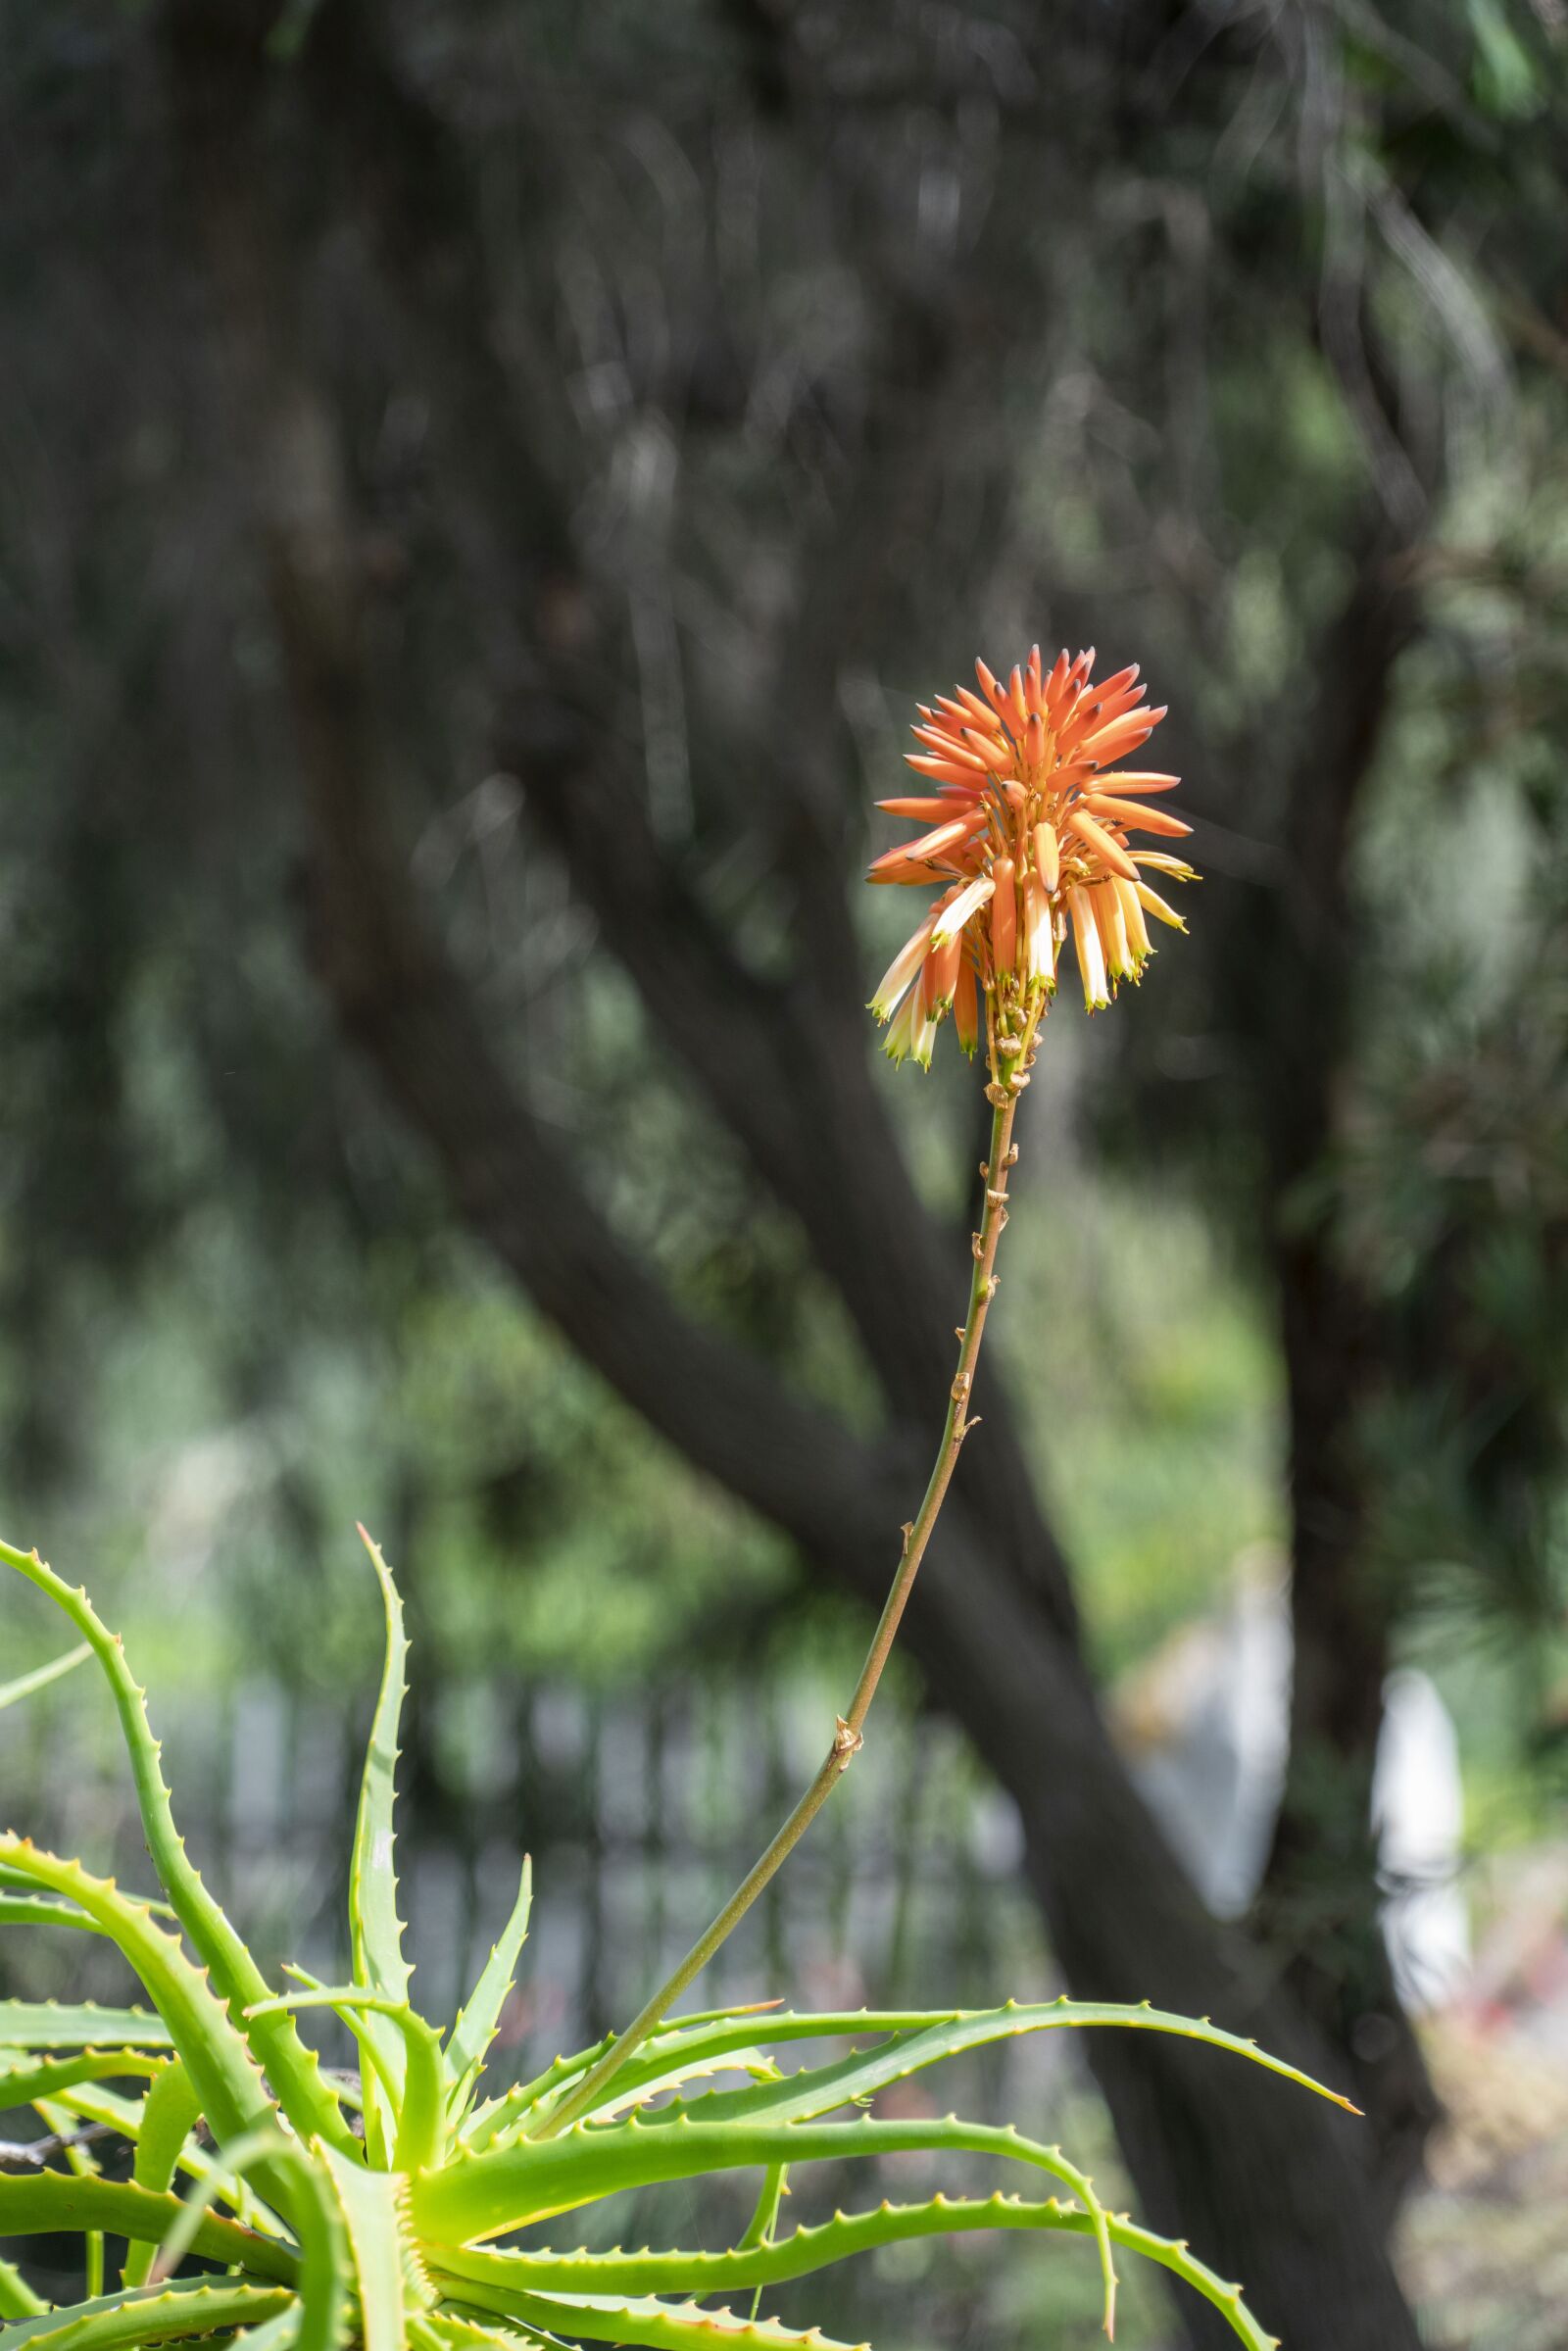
[0,651,1347,2351]
[549,643,1198,2129]
[532,994,1043,2151]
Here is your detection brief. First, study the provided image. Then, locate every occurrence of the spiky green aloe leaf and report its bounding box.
[0,2258,47,2324]
[0,1543,355,2160]
[347,1530,415,2159]
[500,2043,781,2142]
[121,2064,205,2290]
[0,2175,297,2282]
[417,2109,1118,2246]
[456,1986,1353,2320]
[737,2161,787,2256]
[276,2144,357,2351]
[0,2004,173,2054]
[414,2316,552,2351]
[124,2136,355,2351]
[0,1645,90,1712]
[319,2142,431,2351]
[465,2003,791,2139]
[247,1990,445,2175]
[0,2052,165,2104]
[431,2192,1279,2350]
[227,2314,301,2351]
[0,1871,177,1923]
[147,2128,294,2287]
[0,1841,276,2161]
[738,2160,787,2324]
[444,2290,865,2351]
[0,2280,295,2351]
[26,2090,106,2305]
[0,1897,108,1935]
[130,2063,203,2194]
[464,2019,782,2150]
[583,2086,1130,2327]
[32,2076,290,2246]
[445,1859,532,2114]
[497,1998,1351,2149]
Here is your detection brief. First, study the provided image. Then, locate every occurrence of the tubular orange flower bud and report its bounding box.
[955,686,1004,730]
[876,795,967,821]
[868,914,938,1019]
[931,872,997,944]
[1033,820,1059,893]
[904,754,990,788]
[953,955,979,1056]
[900,813,986,864]
[1133,852,1198,879]
[1114,875,1152,962]
[885,980,940,1067]
[1068,887,1108,1011]
[1093,881,1134,981]
[911,726,989,768]
[1023,872,1055,990]
[923,929,963,1012]
[1068,687,1146,746]
[1081,708,1164,765]
[1066,807,1140,884]
[962,729,1016,777]
[1007,666,1030,729]
[975,657,1008,714]
[1094,770,1182,794]
[990,856,1017,972]
[866,851,945,885]
[1134,879,1188,931]
[1083,794,1193,838]
[1025,712,1047,769]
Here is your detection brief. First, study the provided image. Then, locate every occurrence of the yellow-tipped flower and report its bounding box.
[867,646,1195,1064]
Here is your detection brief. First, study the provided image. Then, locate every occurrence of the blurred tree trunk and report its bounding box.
[1243,529,1443,2217]
[157,8,1430,2343]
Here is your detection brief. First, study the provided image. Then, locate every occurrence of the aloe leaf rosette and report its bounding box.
[0,1534,1348,2351]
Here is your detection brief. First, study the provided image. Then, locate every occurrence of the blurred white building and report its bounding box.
[1111,1558,1469,2012]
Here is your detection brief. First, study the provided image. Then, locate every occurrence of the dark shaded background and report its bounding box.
[3,2,1568,2344]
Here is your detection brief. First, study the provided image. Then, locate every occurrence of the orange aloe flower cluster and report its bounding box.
[867,647,1195,1067]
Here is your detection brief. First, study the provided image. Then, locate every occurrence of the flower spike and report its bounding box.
[867,648,1196,1067]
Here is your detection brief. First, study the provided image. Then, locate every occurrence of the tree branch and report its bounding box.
[294,0,1079,1634]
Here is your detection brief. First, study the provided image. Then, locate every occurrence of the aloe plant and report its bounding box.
[0,1531,1347,2351]
[0,646,1351,2347]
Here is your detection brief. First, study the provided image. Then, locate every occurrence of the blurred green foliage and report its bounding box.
[3,4,1568,2333]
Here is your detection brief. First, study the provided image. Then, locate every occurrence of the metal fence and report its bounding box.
[4,1664,1199,2343]
[3,1662,1059,2093]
